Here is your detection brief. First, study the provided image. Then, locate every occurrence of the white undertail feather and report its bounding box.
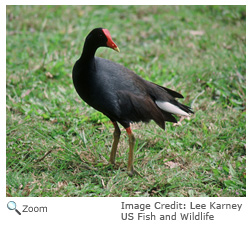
[155,100,189,116]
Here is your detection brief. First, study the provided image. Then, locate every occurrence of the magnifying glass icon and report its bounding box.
[7,201,21,215]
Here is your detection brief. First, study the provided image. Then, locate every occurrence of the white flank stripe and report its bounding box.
[155,100,189,116]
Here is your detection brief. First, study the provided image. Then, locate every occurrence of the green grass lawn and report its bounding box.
[6,5,246,197]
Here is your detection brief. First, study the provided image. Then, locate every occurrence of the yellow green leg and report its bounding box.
[126,127,135,176]
[109,121,121,165]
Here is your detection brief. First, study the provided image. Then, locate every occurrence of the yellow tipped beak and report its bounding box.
[113,47,120,52]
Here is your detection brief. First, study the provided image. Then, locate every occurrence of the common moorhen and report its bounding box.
[72,28,193,176]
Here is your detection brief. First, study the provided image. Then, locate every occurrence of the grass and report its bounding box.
[6,5,246,197]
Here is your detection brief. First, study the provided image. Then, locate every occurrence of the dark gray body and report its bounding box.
[73,56,192,129]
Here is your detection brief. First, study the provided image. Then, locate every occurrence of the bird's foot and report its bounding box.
[127,167,143,177]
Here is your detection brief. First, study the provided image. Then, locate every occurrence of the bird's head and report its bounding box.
[86,28,120,52]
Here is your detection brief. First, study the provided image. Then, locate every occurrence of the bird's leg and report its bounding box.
[126,127,135,176]
[109,121,121,165]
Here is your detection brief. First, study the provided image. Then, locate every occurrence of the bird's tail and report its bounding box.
[155,100,193,116]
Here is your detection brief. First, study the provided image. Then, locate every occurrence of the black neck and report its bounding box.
[79,40,98,62]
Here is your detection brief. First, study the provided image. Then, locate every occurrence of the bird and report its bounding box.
[72,28,193,176]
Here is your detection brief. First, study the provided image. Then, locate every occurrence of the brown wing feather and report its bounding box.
[117,91,166,129]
